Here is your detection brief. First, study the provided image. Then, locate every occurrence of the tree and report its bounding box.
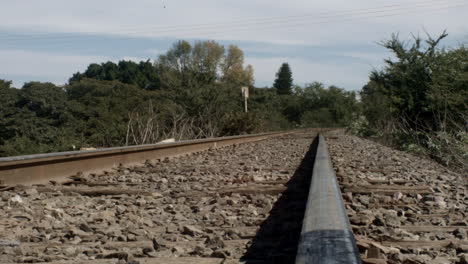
[156,40,194,89]
[156,40,255,90]
[360,80,391,132]
[368,32,451,132]
[360,31,468,169]
[69,60,160,90]
[191,41,225,84]
[66,79,152,147]
[273,63,293,95]
[1,39,366,158]
[298,82,358,127]
[0,81,78,156]
[221,45,254,86]
[0,80,18,146]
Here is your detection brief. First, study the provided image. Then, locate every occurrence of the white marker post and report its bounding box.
[241,86,249,113]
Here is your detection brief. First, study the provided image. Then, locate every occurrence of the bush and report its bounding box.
[220,112,264,136]
[359,32,467,171]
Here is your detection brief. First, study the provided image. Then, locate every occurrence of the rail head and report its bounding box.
[296,134,362,264]
[0,130,294,166]
[0,129,307,186]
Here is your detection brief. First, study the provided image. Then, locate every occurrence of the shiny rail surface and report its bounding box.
[0,130,304,186]
[296,134,362,264]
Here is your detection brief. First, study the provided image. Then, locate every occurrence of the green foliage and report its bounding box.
[301,109,334,127]
[298,82,359,127]
[0,80,18,146]
[70,60,160,90]
[249,82,359,129]
[221,45,254,86]
[66,79,153,147]
[0,40,360,157]
[369,32,449,131]
[220,112,263,136]
[0,81,77,156]
[359,32,467,170]
[273,63,293,95]
[360,80,391,132]
[156,40,254,90]
[248,87,293,130]
[20,82,69,121]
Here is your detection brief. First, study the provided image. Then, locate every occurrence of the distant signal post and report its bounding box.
[241,86,249,113]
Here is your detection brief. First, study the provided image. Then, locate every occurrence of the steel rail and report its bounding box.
[0,130,304,186]
[296,134,362,264]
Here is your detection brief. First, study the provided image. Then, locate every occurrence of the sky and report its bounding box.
[0,0,467,90]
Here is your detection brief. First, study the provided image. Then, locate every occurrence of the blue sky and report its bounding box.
[0,0,467,90]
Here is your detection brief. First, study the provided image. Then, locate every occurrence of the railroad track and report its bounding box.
[0,130,317,264]
[0,130,466,263]
[0,130,301,186]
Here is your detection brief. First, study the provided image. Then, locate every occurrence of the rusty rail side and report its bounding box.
[0,130,305,186]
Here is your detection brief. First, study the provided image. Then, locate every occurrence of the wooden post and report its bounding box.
[241,86,249,113]
[244,97,248,113]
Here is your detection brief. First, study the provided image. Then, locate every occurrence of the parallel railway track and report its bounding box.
[0,130,300,186]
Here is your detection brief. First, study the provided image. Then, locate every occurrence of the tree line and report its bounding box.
[2,34,464,171]
[0,40,358,157]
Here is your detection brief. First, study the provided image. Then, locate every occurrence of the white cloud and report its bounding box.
[336,51,392,64]
[1,0,466,45]
[0,0,466,88]
[0,50,146,86]
[0,50,108,82]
